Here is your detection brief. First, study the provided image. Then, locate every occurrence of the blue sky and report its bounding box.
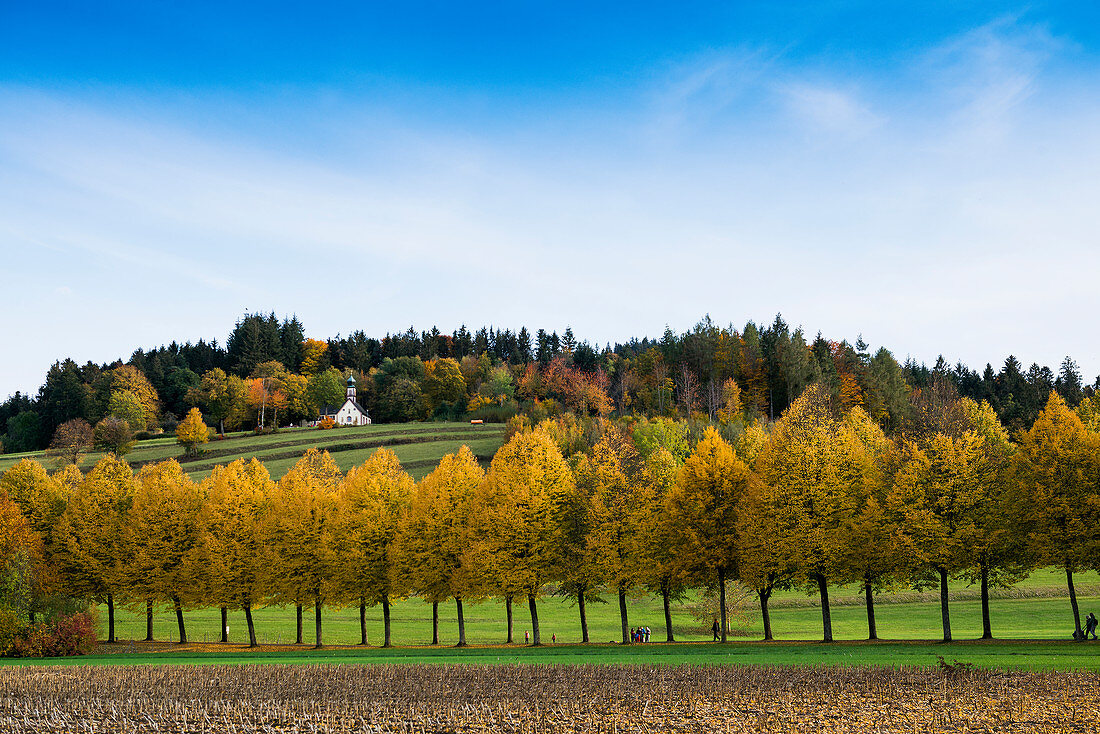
[3,2,1100,394]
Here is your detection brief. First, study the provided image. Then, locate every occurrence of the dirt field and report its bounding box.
[2,662,1097,732]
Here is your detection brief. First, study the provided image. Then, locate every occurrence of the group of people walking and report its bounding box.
[630,626,651,643]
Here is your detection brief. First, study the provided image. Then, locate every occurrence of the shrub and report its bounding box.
[0,608,26,657]
[3,612,97,658]
[317,416,336,430]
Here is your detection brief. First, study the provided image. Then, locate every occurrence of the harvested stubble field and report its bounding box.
[2,663,1097,733]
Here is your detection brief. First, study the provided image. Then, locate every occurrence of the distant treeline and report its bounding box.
[2,313,1094,453]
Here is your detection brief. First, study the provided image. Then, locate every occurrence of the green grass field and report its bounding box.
[16,569,1088,670]
[0,422,506,480]
[8,640,1100,671]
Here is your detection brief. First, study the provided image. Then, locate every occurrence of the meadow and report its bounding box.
[0,421,506,480]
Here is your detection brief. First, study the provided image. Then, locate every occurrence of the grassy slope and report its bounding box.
[0,422,505,480]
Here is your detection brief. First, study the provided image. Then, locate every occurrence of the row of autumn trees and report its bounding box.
[4,384,1100,646]
[5,312,1097,453]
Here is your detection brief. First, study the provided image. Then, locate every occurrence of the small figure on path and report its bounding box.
[712,619,720,641]
[525,630,530,644]
[551,633,556,643]
[1086,613,1098,640]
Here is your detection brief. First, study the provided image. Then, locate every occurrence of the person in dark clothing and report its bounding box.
[712,619,720,641]
[1086,613,1098,640]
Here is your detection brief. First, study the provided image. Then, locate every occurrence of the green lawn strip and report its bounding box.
[6,641,1098,670]
[0,422,503,473]
[80,587,1100,651]
[192,436,504,481]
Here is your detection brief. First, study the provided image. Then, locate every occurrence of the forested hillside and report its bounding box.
[1,312,1093,454]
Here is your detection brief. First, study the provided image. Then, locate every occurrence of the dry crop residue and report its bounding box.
[1,663,1096,733]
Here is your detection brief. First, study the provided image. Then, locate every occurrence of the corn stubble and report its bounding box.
[1,664,1096,733]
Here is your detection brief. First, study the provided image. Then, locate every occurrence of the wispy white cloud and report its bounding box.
[2,14,1100,395]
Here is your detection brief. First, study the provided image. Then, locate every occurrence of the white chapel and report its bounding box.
[319,376,371,426]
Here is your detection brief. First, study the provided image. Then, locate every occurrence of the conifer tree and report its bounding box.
[330,448,414,647]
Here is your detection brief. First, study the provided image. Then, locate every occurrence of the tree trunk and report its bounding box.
[663,585,674,642]
[505,595,514,643]
[718,567,728,643]
[759,588,773,641]
[938,567,952,642]
[359,596,368,646]
[814,573,833,643]
[456,597,467,647]
[382,593,392,648]
[578,588,589,643]
[1068,567,1082,636]
[980,563,993,640]
[220,606,228,643]
[173,595,187,644]
[107,594,115,643]
[244,604,257,648]
[528,594,541,646]
[296,604,303,645]
[432,601,439,645]
[314,598,323,649]
[864,575,877,641]
[146,600,154,641]
[619,587,630,644]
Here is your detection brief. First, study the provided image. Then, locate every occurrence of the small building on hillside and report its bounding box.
[318,376,371,426]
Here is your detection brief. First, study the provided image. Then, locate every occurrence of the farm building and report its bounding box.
[318,375,371,426]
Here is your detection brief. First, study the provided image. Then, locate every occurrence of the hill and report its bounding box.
[0,422,505,481]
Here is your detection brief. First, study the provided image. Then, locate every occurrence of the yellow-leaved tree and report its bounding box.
[958,398,1022,640]
[175,407,210,458]
[125,460,204,643]
[641,446,686,642]
[579,429,653,644]
[53,455,135,642]
[664,426,755,642]
[1009,393,1100,637]
[831,407,899,641]
[0,459,65,557]
[263,449,340,647]
[754,386,860,643]
[330,448,415,647]
[195,458,273,647]
[395,445,483,646]
[467,427,574,645]
[888,429,994,642]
